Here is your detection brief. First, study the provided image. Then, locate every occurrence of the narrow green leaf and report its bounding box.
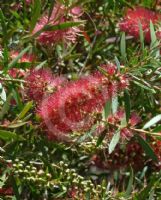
[96,129,106,147]
[135,172,161,200]
[0,93,12,120]
[137,135,158,161]
[150,21,157,45]
[114,56,120,72]
[0,130,22,141]
[148,189,154,200]
[143,114,161,129]
[17,101,33,120]
[120,32,126,61]
[153,125,161,133]
[8,46,31,69]
[48,0,55,20]
[109,130,120,154]
[0,83,6,102]
[85,192,90,200]
[0,9,7,45]
[77,124,97,143]
[112,95,118,114]
[120,116,127,128]
[11,176,21,200]
[97,66,108,77]
[12,88,23,109]
[6,121,29,128]
[0,173,7,188]
[124,89,131,123]
[33,21,83,38]
[103,100,111,120]
[36,60,47,69]
[133,81,156,93]
[30,0,41,32]
[3,45,9,68]
[138,21,144,50]
[125,167,134,197]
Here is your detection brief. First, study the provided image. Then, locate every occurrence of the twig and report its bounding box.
[0,77,26,83]
[105,35,134,44]
[130,127,161,136]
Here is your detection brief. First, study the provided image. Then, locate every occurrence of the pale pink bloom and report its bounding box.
[10,51,35,63]
[33,2,83,45]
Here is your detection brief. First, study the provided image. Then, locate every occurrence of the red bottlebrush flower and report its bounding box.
[38,64,128,140]
[68,187,78,198]
[151,139,161,162]
[33,2,83,45]
[25,69,67,102]
[91,142,146,170]
[0,187,13,196]
[119,7,161,43]
[10,51,35,63]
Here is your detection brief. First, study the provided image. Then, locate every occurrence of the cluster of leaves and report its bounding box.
[0,0,161,199]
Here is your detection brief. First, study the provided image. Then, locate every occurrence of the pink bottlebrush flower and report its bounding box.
[107,109,140,140]
[120,128,133,139]
[94,63,117,77]
[119,7,161,43]
[8,68,28,79]
[119,75,129,89]
[38,64,128,140]
[113,108,125,122]
[25,69,67,102]
[71,7,82,16]
[10,51,35,63]
[33,2,83,45]
[103,63,117,76]
[129,112,141,126]
[25,0,32,5]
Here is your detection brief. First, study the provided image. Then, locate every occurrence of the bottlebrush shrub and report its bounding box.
[33,2,83,45]
[25,68,67,102]
[119,7,161,43]
[38,63,129,141]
